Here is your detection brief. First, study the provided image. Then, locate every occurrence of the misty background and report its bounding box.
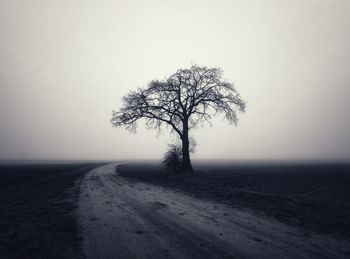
[0,0,349,161]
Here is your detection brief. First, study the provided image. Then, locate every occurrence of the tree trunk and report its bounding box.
[181,121,193,173]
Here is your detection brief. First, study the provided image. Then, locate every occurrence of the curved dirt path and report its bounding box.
[78,164,350,259]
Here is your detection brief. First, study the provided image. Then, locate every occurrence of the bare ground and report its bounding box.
[78,163,350,259]
[118,161,350,239]
[0,163,102,259]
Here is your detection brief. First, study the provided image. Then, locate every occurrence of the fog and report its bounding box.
[1,0,349,161]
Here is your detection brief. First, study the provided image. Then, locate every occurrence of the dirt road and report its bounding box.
[78,164,350,259]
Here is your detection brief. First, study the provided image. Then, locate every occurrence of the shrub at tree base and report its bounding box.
[162,144,183,174]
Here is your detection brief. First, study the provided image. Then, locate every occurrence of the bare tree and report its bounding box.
[111,64,246,173]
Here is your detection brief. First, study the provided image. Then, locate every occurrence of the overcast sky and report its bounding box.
[0,0,349,161]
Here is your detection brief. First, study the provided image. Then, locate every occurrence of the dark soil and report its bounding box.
[0,163,103,259]
[117,161,350,240]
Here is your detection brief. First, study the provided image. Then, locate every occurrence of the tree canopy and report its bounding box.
[111,64,246,172]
